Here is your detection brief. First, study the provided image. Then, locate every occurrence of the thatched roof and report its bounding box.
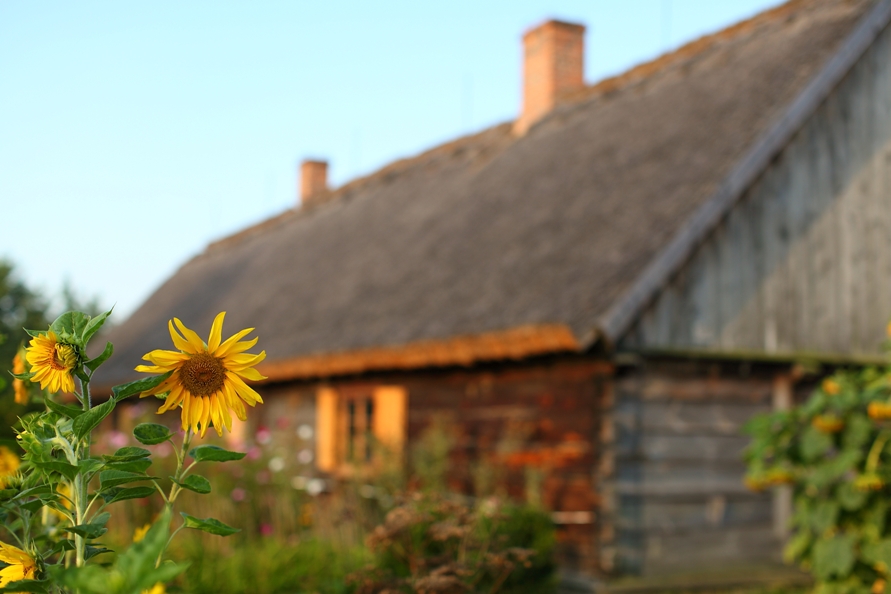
[100,0,878,386]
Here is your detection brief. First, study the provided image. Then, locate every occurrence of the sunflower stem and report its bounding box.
[74,374,92,568]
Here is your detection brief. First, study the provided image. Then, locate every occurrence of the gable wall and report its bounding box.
[622,20,891,356]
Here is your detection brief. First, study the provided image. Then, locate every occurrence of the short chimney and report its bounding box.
[514,20,586,135]
[300,159,329,207]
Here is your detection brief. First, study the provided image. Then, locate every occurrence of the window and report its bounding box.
[315,385,407,473]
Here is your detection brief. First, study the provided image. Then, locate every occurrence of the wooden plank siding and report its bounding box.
[621,20,891,357]
[599,359,784,576]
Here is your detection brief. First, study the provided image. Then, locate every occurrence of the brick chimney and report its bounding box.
[300,159,329,207]
[514,20,586,135]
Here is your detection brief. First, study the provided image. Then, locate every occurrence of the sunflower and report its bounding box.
[136,312,266,437]
[25,331,77,394]
[11,348,28,405]
[0,447,20,490]
[0,542,37,587]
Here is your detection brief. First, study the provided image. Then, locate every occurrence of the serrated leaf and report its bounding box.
[103,447,151,462]
[112,371,172,402]
[72,398,116,440]
[133,423,172,445]
[85,342,113,372]
[181,512,240,536]
[102,486,155,504]
[174,474,211,494]
[43,398,84,419]
[99,470,156,490]
[188,445,245,463]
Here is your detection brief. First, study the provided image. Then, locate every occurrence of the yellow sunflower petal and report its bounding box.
[168,320,198,354]
[232,367,268,382]
[215,330,256,358]
[135,365,167,374]
[225,351,267,370]
[143,349,190,365]
[207,312,226,353]
[227,372,264,405]
[173,318,207,353]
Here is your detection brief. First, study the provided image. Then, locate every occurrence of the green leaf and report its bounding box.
[81,309,112,347]
[10,371,34,381]
[174,474,211,494]
[84,545,112,560]
[103,447,151,462]
[188,445,246,463]
[66,523,108,539]
[0,579,49,593]
[50,311,91,344]
[104,459,152,474]
[31,460,79,481]
[813,533,856,580]
[78,458,104,475]
[800,425,833,462]
[102,486,156,504]
[133,423,172,445]
[44,398,84,419]
[100,469,156,490]
[85,342,113,372]
[842,414,873,450]
[111,371,173,402]
[836,481,868,511]
[181,512,240,536]
[810,500,840,533]
[72,398,116,440]
[863,539,891,569]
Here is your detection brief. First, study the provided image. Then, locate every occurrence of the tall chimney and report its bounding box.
[514,20,586,135]
[300,159,329,207]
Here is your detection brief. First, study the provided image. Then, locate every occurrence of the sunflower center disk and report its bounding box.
[180,352,226,396]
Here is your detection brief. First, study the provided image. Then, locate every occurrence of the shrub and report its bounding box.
[745,366,891,594]
[348,491,557,594]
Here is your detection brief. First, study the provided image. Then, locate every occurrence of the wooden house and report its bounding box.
[100,0,891,584]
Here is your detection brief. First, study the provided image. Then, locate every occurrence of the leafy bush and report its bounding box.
[348,491,557,594]
[745,366,891,594]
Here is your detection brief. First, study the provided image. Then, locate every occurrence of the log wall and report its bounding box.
[599,358,803,576]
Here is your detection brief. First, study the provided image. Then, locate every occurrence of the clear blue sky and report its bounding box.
[0,0,783,319]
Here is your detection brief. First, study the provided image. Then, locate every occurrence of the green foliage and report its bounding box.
[745,368,891,592]
[0,260,48,438]
[349,492,557,594]
[170,536,368,594]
